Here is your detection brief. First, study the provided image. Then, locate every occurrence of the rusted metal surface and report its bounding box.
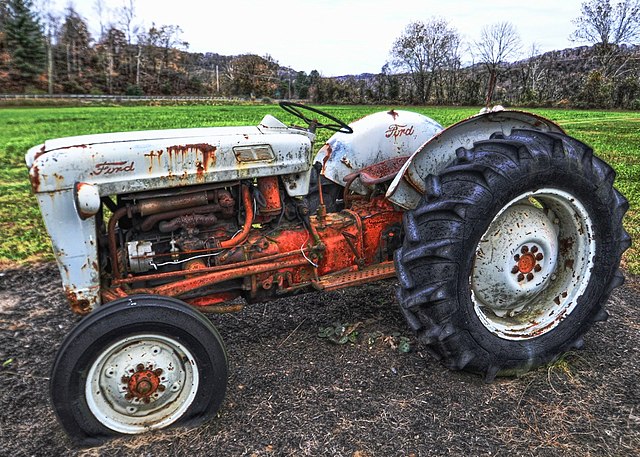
[99,192,402,309]
[132,256,309,297]
[108,206,129,280]
[359,156,410,185]
[124,366,164,402]
[256,176,282,216]
[219,185,253,249]
[65,287,92,315]
[159,214,218,233]
[108,186,251,280]
[138,192,212,216]
[141,203,224,232]
[318,261,396,291]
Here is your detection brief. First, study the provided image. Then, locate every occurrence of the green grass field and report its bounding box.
[1,104,638,274]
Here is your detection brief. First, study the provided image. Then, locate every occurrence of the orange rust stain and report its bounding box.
[202,146,217,171]
[33,144,47,161]
[167,144,217,175]
[144,150,164,173]
[196,161,205,182]
[518,253,536,274]
[65,288,92,315]
[321,143,333,174]
[53,173,65,187]
[30,165,41,192]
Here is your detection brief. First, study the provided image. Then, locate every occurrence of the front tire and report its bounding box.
[395,129,630,380]
[50,295,228,444]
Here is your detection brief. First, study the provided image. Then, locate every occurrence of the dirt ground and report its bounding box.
[0,262,638,457]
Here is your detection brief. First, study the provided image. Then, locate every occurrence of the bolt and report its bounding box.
[136,379,153,396]
[526,273,534,281]
[517,273,525,282]
[534,265,542,272]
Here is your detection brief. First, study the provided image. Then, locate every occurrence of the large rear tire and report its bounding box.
[50,295,228,444]
[395,129,630,381]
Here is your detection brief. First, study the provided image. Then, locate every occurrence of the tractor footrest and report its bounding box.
[318,261,396,291]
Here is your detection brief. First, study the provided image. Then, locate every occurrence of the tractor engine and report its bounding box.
[103,176,403,310]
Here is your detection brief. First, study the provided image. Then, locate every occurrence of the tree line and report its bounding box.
[1,0,639,109]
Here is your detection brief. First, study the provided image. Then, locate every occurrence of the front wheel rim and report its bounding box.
[85,334,199,434]
[471,189,596,340]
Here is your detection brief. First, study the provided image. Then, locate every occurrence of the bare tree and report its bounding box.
[390,18,460,104]
[518,43,545,103]
[35,0,59,94]
[93,0,110,40]
[117,0,137,45]
[475,21,522,106]
[572,0,640,46]
[571,0,640,77]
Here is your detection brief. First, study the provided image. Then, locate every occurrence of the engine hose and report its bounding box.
[219,185,253,249]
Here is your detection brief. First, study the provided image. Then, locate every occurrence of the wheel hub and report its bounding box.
[86,334,198,434]
[124,365,165,401]
[471,189,595,340]
[472,204,559,316]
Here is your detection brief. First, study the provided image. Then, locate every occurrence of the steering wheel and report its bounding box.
[279,101,353,134]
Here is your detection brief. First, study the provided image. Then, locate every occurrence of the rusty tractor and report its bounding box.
[25,102,630,443]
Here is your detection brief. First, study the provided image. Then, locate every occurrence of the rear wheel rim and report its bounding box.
[471,189,595,340]
[85,334,199,434]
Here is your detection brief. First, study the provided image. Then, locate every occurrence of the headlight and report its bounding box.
[74,182,101,219]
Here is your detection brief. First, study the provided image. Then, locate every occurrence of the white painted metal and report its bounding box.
[316,110,443,195]
[35,189,100,308]
[470,189,596,340]
[26,117,315,197]
[25,115,316,309]
[74,183,101,219]
[85,334,199,434]
[386,111,565,209]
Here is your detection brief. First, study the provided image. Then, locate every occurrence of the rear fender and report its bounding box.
[386,110,565,210]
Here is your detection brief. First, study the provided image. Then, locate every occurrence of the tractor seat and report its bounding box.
[344,156,410,186]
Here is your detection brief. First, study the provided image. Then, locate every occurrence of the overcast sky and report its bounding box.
[48,0,588,76]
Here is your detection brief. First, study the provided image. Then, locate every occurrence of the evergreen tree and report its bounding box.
[5,0,45,86]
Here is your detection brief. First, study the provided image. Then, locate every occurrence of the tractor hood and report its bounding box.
[26,114,315,196]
